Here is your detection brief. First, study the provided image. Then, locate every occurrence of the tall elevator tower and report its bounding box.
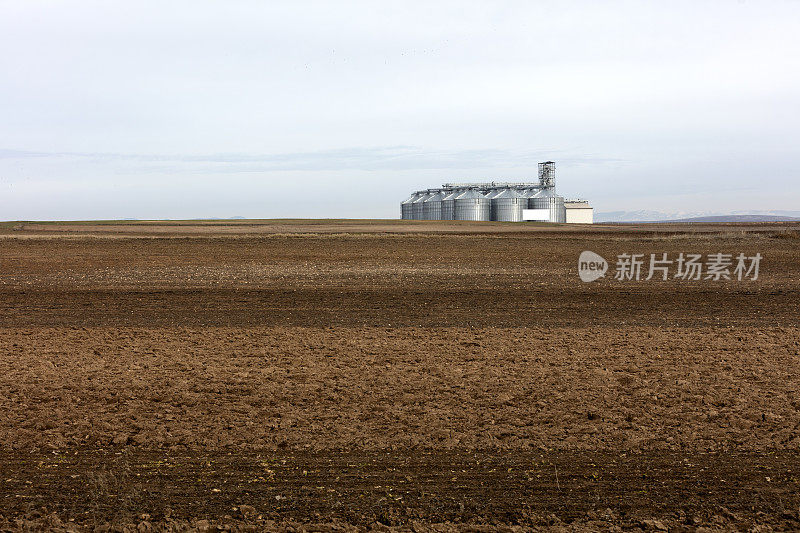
[538,161,556,190]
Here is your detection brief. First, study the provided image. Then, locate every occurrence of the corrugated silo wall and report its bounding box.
[441,196,456,220]
[423,194,444,220]
[530,195,566,223]
[551,196,566,223]
[454,196,490,221]
[492,198,526,221]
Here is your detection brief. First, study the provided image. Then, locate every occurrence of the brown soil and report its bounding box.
[1,220,799,530]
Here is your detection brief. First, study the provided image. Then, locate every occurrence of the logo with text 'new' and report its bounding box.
[578,251,608,282]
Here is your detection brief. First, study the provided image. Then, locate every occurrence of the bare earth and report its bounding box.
[1,220,800,531]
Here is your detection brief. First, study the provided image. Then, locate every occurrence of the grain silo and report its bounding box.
[530,189,566,223]
[411,191,431,220]
[491,188,527,222]
[454,189,490,221]
[440,190,459,220]
[422,191,445,220]
[400,192,421,220]
[551,195,566,223]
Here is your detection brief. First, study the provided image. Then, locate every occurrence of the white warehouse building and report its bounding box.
[400,162,593,224]
[564,200,594,224]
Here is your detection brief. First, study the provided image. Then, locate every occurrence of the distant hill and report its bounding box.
[658,215,800,223]
[597,210,800,223]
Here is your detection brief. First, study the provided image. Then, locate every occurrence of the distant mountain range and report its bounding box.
[596,210,800,223]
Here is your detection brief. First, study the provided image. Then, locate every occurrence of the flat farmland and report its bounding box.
[1,220,800,531]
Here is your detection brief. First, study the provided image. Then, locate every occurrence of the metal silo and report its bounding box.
[491,188,527,222]
[422,191,445,220]
[440,190,459,220]
[401,192,421,220]
[482,188,500,219]
[411,191,431,220]
[551,195,566,223]
[454,189,490,221]
[530,190,566,223]
[529,189,550,210]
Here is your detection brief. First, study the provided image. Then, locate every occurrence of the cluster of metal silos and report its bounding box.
[401,184,566,222]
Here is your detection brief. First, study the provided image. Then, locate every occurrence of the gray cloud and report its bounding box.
[0,147,623,172]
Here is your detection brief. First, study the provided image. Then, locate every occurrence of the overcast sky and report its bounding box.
[1,1,799,220]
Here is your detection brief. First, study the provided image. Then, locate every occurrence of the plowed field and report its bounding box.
[1,220,799,531]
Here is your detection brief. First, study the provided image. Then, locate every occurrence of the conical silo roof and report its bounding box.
[411,191,433,209]
[455,189,486,200]
[441,190,459,201]
[491,188,526,200]
[401,192,421,204]
[425,191,445,202]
